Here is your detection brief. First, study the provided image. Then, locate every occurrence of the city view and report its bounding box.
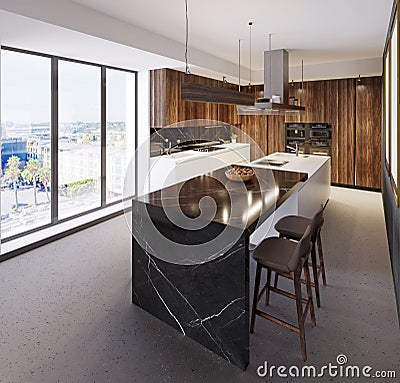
[1,120,131,239]
[1,49,136,240]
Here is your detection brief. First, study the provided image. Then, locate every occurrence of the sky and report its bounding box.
[1,50,135,124]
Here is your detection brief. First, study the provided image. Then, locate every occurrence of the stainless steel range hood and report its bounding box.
[236,49,305,115]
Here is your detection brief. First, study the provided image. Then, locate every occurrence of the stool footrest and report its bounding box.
[269,285,308,305]
[255,309,300,334]
[276,271,318,288]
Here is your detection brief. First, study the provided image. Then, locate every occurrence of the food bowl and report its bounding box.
[225,166,255,182]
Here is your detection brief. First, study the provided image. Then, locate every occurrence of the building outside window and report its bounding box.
[1,50,51,238]
[0,48,136,243]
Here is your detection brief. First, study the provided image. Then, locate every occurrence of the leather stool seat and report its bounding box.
[274,215,311,241]
[252,237,297,273]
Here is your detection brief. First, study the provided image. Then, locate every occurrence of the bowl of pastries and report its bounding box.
[225,165,255,182]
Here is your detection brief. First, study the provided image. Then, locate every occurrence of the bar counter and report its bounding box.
[132,165,307,370]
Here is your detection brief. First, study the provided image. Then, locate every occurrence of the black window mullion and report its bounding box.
[51,58,59,223]
[101,67,106,207]
[135,71,138,198]
[0,46,137,256]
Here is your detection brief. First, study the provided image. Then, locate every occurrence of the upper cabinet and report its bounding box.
[150,69,382,189]
[356,77,382,189]
[285,77,381,189]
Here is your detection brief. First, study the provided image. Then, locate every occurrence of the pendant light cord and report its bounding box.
[269,34,272,99]
[249,22,253,86]
[185,0,190,75]
[238,39,241,91]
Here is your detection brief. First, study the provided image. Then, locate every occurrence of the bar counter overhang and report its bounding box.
[132,166,307,370]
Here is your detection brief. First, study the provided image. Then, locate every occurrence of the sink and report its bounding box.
[193,146,224,152]
[254,159,289,167]
[162,150,199,160]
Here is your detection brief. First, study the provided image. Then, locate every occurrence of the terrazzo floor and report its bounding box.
[0,187,399,383]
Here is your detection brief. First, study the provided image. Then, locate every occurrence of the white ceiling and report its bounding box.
[0,0,393,82]
[72,0,393,69]
[0,10,183,72]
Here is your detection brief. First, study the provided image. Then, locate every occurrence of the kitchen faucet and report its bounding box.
[164,139,172,155]
[286,143,299,156]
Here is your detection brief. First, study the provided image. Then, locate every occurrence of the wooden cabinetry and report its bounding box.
[355,77,382,189]
[286,77,381,189]
[337,78,356,186]
[150,69,266,160]
[150,69,382,189]
[151,69,239,127]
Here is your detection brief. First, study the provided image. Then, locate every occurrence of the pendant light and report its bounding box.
[249,21,253,88]
[238,39,241,92]
[236,32,306,115]
[184,0,190,75]
[181,1,253,105]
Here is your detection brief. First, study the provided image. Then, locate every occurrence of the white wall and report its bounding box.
[253,57,383,83]
[136,70,150,196]
[0,1,383,84]
[288,57,383,81]
[0,38,2,255]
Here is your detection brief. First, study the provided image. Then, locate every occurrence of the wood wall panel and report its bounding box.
[150,69,166,128]
[150,69,382,189]
[324,80,339,183]
[237,116,267,160]
[165,69,180,125]
[355,76,382,189]
[287,81,325,122]
[153,71,268,158]
[286,78,357,186]
[267,116,286,154]
[337,78,356,185]
[286,83,302,123]
[310,81,325,121]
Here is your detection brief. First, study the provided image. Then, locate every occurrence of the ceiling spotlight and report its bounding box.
[249,21,253,87]
[357,74,361,83]
[291,80,294,87]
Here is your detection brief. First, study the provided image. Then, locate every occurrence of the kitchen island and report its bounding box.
[250,152,331,246]
[132,164,307,370]
[148,143,250,192]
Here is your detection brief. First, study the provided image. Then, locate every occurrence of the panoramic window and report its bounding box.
[1,50,51,239]
[391,17,398,187]
[106,68,136,203]
[385,50,390,167]
[0,48,136,245]
[58,61,101,219]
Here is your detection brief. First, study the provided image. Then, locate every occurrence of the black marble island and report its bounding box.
[132,165,307,370]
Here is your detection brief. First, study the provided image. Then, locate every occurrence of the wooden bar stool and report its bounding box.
[250,225,316,362]
[274,205,326,307]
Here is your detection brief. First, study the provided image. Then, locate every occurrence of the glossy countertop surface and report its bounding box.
[134,165,307,231]
[150,143,250,163]
[251,152,330,177]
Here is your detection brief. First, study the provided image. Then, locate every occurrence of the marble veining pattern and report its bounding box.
[132,165,307,369]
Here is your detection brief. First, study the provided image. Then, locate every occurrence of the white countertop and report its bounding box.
[151,143,250,163]
[251,152,330,178]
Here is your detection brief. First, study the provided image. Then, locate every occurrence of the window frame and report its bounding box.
[384,1,400,207]
[0,46,137,245]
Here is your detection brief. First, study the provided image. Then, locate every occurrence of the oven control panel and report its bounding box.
[285,123,332,156]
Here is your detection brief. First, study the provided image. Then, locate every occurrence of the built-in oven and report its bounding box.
[309,130,331,139]
[285,122,332,157]
[286,127,306,139]
[309,147,331,156]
